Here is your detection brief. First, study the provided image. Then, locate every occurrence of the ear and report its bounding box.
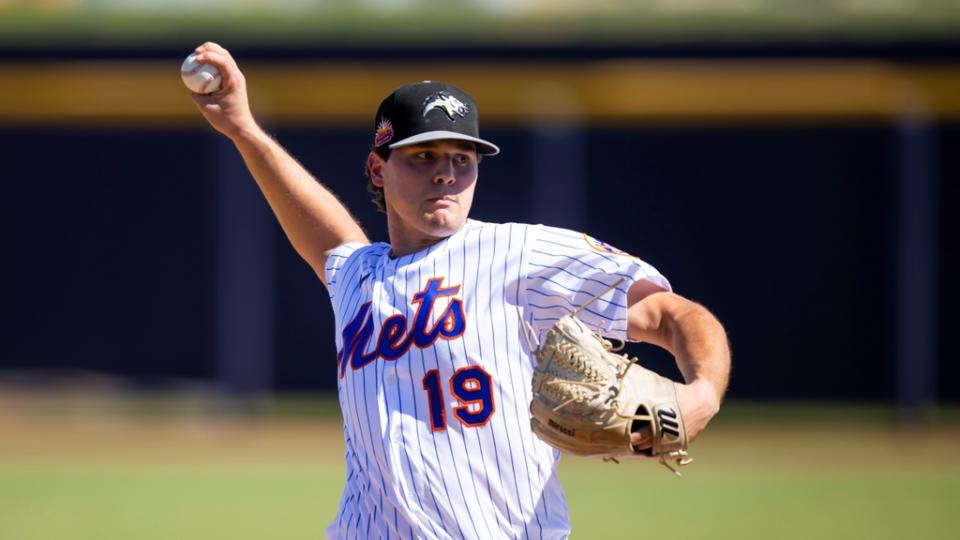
[367,152,386,187]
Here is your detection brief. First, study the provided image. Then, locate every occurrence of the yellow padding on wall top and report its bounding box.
[1,60,958,126]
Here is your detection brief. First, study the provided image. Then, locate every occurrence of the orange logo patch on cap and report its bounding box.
[375,118,394,147]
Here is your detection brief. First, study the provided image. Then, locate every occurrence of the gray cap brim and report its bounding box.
[388,130,500,156]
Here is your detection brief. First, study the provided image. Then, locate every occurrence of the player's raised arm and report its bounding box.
[626,281,731,445]
[186,42,368,285]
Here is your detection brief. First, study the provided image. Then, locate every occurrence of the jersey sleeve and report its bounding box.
[323,242,367,302]
[522,225,671,341]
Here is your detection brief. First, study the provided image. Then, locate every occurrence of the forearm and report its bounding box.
[230,126,368,281]
[626,288,730,442]
[187,42,368,283]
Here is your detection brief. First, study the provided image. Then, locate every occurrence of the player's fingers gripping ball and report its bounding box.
[181,53,221,94]
[526,284,693,475]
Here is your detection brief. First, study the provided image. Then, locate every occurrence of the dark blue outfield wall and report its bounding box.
[2,123,958,401]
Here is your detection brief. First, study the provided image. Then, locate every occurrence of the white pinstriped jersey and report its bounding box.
[323,219,670,540]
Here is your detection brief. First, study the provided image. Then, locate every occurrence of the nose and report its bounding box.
[432,159,456,185]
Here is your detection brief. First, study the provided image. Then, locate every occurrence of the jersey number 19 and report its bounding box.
[421,366,495,431]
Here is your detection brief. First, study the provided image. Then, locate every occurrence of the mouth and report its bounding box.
[427,195,457,205]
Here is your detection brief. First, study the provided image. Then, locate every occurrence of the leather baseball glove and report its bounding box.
[525,298,692,475]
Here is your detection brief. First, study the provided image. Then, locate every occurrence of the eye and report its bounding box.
[413,150,435,161]
[454,154,474,166]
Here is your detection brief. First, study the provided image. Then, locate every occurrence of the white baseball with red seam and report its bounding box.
[181,53,221,94]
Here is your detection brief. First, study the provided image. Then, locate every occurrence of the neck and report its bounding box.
[386,216,447,258]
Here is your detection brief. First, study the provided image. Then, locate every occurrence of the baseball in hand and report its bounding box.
[181,53,221,94]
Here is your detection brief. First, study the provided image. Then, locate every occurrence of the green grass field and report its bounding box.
[1,394,957,539]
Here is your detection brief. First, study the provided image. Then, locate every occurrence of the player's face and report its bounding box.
[371,140,479,253]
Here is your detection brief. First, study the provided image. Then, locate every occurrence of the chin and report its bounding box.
[422,210,466,237]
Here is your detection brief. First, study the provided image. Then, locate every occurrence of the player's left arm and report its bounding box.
[626,279,731,444]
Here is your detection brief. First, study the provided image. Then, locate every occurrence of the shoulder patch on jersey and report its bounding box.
[582,234,636,259]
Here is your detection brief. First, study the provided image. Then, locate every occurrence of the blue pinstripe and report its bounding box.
[418,256,470,540]
[392,255,442,540]
[431,254,485,540]
[466,227,512,535]
[447,246,499,539]
[528,250,638,283]
[527,261,628,291]
[479,226,528,539]
[527,301,615,323]
[535,230,660,273]
[526,284,627,310]
[507,224,545,540]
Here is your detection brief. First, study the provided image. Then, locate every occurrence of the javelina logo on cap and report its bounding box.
[422,92,469,121]
[375,118,394,147]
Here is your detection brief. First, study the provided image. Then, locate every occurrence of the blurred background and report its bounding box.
[1,1,958,539]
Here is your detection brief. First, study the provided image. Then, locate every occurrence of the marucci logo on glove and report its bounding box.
[657,408,681,439]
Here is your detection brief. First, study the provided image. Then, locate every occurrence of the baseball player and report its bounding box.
[189,42,730,539]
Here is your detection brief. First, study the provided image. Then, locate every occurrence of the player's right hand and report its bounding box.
[188,42,260,141]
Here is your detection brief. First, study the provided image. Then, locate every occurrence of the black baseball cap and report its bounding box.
[373,81,500,156]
